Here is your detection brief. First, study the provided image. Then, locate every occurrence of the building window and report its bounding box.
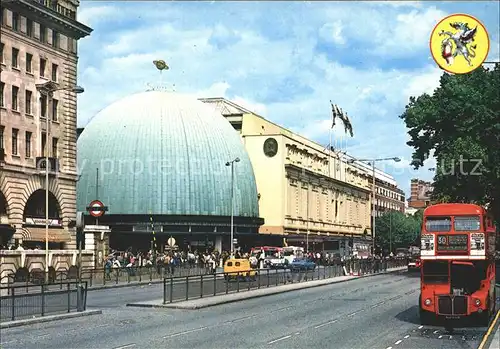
[25,131,32,158]
[0,126,3,150]
[26,18,34,37]
[0,43,4,63]
[12,128,18,155]
[52,99,58,121]
[0,82,4,107]
[52,137,58,157]
[68,38,76,54]
[52,63,58,82]
[52,30,59,49]
[40,25,47,43]
[12,48,19,68]
[26,53,33,73]
[41,132,47,156]
[40,58,46,77]
[12,86,19,111]
[12,12,19,31]
[40,94,47,118]
[25,90,32,115]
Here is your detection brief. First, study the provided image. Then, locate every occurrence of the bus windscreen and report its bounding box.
[422,261,448,284]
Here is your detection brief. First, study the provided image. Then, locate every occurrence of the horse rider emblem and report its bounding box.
[430,14,490,74]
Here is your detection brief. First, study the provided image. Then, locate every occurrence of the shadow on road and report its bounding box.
[395,305,420,325]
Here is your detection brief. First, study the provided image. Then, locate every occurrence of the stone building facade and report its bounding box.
[201,98,375,255]
[0,1,92,248]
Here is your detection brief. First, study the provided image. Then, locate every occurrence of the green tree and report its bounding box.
[375,211,421,254]
[400,64,500,224]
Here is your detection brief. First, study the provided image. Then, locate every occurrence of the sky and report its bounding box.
[75,0,500,198]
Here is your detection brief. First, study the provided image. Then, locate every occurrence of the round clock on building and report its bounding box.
[263,138,278,157]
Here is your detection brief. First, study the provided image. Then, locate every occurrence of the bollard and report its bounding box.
[200,275,204,298]
[66,283,71,312]
[169,277,173,303]
[185,276,189,301]
[258,270,261,289]
[226,274,229,294]
[11,287,15,321]
[237,274,240,292]
[213,273,216,296]
[41,285,45,316]
[267,269,270,288]
[163,278,167,304]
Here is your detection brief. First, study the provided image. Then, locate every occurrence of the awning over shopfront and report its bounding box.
[21,227,71,242]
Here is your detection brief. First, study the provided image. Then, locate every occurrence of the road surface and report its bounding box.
[2,267,340,321]
[1,271,497,349]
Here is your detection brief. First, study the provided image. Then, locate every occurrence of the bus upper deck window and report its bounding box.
[425,217,452,232]
[454,216,481,231]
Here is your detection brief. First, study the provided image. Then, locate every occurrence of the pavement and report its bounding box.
[2,270,498,349]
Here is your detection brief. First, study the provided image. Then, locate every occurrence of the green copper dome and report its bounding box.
[77,90,259,217]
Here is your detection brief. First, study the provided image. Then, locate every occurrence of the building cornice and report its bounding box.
[6,0,92,39]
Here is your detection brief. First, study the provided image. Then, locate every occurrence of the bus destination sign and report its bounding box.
[437,234,468,252]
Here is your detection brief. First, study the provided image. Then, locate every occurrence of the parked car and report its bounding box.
[407,258,421,272]
[264,256,287,269]
[289,258,316,271]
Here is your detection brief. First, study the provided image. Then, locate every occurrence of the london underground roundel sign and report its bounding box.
[88,200,105,218]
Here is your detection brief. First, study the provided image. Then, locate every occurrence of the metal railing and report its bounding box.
[0,265,210,291]
[162,259,406,304]
[0,281,88,323]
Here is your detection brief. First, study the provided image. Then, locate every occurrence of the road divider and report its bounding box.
[127,265,406,309]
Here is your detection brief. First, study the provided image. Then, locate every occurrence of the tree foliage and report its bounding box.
[400,64,500,224]
[375,210,423,254]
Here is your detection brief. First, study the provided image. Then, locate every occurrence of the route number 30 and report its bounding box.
[438,236,447,244]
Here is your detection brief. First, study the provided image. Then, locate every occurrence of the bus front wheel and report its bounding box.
[419,307,434,325]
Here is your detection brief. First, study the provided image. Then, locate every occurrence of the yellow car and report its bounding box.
[223,258,257,281]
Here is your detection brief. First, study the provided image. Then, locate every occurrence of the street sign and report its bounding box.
[167,237,176,247]
[87,200,107,218]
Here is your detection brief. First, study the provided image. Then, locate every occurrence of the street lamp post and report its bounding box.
[347,156,400,257]
[226,157,240,258]
[35,83,84,284]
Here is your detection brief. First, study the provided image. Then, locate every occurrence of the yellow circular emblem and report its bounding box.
[429,14,490,74]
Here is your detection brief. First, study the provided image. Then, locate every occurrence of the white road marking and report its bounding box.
[230,314,258,323]
[395,340,402,345]
[268,335,292,344]
[164,327,208,339]
[386,347,393,349]
[433,330,439,334]
[404,335,410,339]
[314,320,338,329]
[438,335,443,339]
[347,312,358,317]
[37,334,50,338]
[112,344,136,349]
[294,332,300,335]
[418,325,423,329]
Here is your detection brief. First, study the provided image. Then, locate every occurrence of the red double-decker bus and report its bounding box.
[419,203,497,326]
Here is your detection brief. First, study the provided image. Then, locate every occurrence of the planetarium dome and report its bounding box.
[76,89,260,219]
